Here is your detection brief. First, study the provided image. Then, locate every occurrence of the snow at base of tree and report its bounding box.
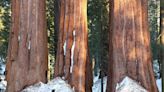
[0,75,7,92]
[116,76,147,92]
[153,60,160,78]
[21,77,74,92]
[0,60,162,92]
[0,81,6,91]
[0,63,6,92]
[153,59,162,92]
[156,78,161,92]
[92,76,107,92]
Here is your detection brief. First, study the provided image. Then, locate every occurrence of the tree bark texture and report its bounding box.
[54,0,91,92]
[107,0,158,92]
[6,0,48,92]
[160,0,164,91]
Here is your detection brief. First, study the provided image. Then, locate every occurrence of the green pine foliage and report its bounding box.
[0,0,10,63]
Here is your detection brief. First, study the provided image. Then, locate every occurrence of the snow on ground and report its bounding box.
[92,76,162,92]
[22,77,74,92]
[153,60,160,78]
[92,76,107,92]
[0,60,162,92]
[0,64,5,75]
[0,76,6,92]
[116,76,147,92]
[156,78,162,92]
[0,63,6,92]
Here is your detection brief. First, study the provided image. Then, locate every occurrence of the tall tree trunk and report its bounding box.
[160,0,164,91]
[6,0,48,92]
[107,0,158,92]
[54,0,60,56]
[54,0,91,92]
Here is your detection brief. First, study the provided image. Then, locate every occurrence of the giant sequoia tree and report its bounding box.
[54,0,92,92]
[107,0,158,92]
[6,0,48,91]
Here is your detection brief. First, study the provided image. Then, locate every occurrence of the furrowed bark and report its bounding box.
[107,0,158,92]
[55,0,90,92]
[6,0,48,92]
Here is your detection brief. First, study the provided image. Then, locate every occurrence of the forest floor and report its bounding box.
[0,60,161,92]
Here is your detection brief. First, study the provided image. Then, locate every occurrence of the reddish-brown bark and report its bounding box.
[85,51,93,92]
[54,0,92,92]
[107,0,158,92]
[6,0,48,92]
[54,0,65,77]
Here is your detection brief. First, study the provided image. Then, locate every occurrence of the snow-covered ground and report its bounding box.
[153,60,160,78]
[92,76,161,92]
[0,59,162,92]
[116,77,147,92]
[156,78,162,92]
[0,76,161,92]
[22,77,74,92]
[0,75,6,92]
[92,76,107,92]
[0,63,6,92]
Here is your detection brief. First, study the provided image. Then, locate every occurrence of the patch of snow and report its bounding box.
[0,63,6,92]
[0,64,5,75]
[0,75,7,92]
[18,35,21,42]
[92,77,107,92]
[22,77,74,92]
[22,82,49,92]
[63,40,67,56]
[70,30,76,73]
[28,41,31,50]
[0,80,6,92]
[156,78,161,92]
[93,74,100,83]
[116,76,147,92]
[153,60,160,78]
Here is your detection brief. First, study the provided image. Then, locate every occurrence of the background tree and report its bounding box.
[148,0,160,79]
[0,0,10,62]
[6,0,48,91]
[88,0,109,77]
[46,0,56,80]
[160,0,164,91]
[107,0,158,92]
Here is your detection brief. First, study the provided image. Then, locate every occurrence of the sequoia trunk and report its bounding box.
[54,0,91,92]
[107,0,158,92]
[6,0,48,92]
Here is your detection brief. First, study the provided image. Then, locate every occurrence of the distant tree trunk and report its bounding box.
[160,0,164,91]
[107,0,158,92]
[6,0,48,92]
[54,0,60,55]
[54,0,91,92]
